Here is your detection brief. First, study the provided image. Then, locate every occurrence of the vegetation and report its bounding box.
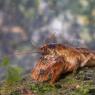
[0,57,23,95]
[0,0,95,44]
[0,65,95,95]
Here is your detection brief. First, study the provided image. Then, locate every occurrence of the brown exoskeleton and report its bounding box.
[31,43,95,84]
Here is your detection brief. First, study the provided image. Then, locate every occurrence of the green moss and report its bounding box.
[28,83,56,95]
[0,67,95,95]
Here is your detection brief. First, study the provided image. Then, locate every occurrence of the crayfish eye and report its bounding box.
[39,43,56,55]
[48,44,56,49]
[39,46,49,55]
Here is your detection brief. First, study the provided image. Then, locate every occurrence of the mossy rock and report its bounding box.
[0,67,95,95]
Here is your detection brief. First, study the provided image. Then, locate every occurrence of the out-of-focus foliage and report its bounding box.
[49,0,95,26]
[0,56,22,84]
[48,0,95,45]
[0,56,10,66]
[19,0,39,19]
[0,0,95,30]
[0,56,23,95]
[0,0,39,19]
[6,66,22,84]
[0,0,95,46]
[0,57,22,95]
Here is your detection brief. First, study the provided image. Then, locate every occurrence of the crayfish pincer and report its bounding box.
[31,43,95,84]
